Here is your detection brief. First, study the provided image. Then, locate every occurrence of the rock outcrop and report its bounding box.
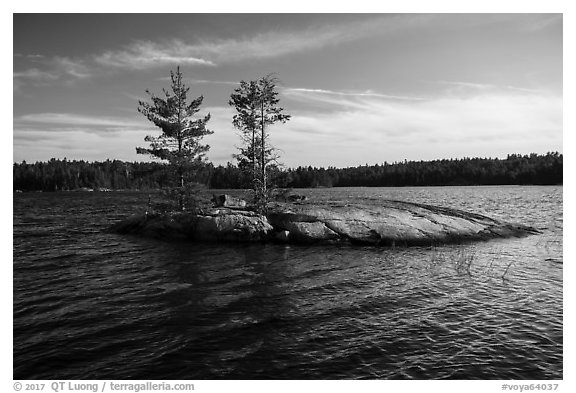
[211,194,247,209]
[110,200,539,246]
[266,201,539,246]
[111,208,272,242]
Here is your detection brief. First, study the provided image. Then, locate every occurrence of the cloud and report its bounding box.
[284,87,424,105]
[13,128,152,163]
[14,113,148,138]
[434,81,546,95]
[13,68,59,91]
[14,14,433,88]
[14,53,46,60]
[14,56,92,90]
[271,87,562,166]
[94,40,216,69]
[186,79,239,86]
[198,85,561,167]
[120,14,431,66]
[97,14,431,69]
[16,112,141,127]
[12,87,562,167]
[50,56,92,79]
[283,87,425,113]
[13,69,58,80]
[13,112,154,162]
[14,13,562,93]
[13,108,226,163]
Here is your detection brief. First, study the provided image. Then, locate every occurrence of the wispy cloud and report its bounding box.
[50,56,92,79]
[186,79,239,86]
[13,68,59,82]
[435,81,546,95]
[283,87,424,113]
[15,113,145,133]
[14,14,433,88]
[285,87,424,101]
[14,56,92,90]
[94,40,216,70]
[99,14,432,70]
[14,53,46,60]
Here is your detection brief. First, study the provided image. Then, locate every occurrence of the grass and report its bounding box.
[501,261,514,281]
[454,248,475,276]
[428,245,514,281]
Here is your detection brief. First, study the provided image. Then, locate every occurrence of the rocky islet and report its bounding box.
[110,195,539,246]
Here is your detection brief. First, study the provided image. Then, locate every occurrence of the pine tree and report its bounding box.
[229,74,290,212]
[229,80,262,194]
[137,67,212,210]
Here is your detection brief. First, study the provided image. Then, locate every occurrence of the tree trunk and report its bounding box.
[177,71,185,211]
[260,100,267,207]
[252,127,256,192]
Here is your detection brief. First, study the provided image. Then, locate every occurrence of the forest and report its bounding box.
[13,152,562,192]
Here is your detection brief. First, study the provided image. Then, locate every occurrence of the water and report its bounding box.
[13,186,563,379]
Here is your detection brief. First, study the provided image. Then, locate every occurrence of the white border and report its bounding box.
[5,2,572,391]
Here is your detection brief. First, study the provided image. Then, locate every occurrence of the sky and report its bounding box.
[13,13,563,168]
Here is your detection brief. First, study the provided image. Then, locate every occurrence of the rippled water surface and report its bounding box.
[13,186,563,379]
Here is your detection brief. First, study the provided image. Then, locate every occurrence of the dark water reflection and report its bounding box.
[13,187,562,379]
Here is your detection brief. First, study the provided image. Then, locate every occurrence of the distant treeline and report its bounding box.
[13,152,562,192]
[286,152,563,188]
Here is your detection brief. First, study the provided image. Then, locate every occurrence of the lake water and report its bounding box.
[13,186,563,380]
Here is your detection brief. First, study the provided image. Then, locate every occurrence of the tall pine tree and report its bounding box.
[137,67,212,210]
[229,74,290,212]
[229,80,260,192]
